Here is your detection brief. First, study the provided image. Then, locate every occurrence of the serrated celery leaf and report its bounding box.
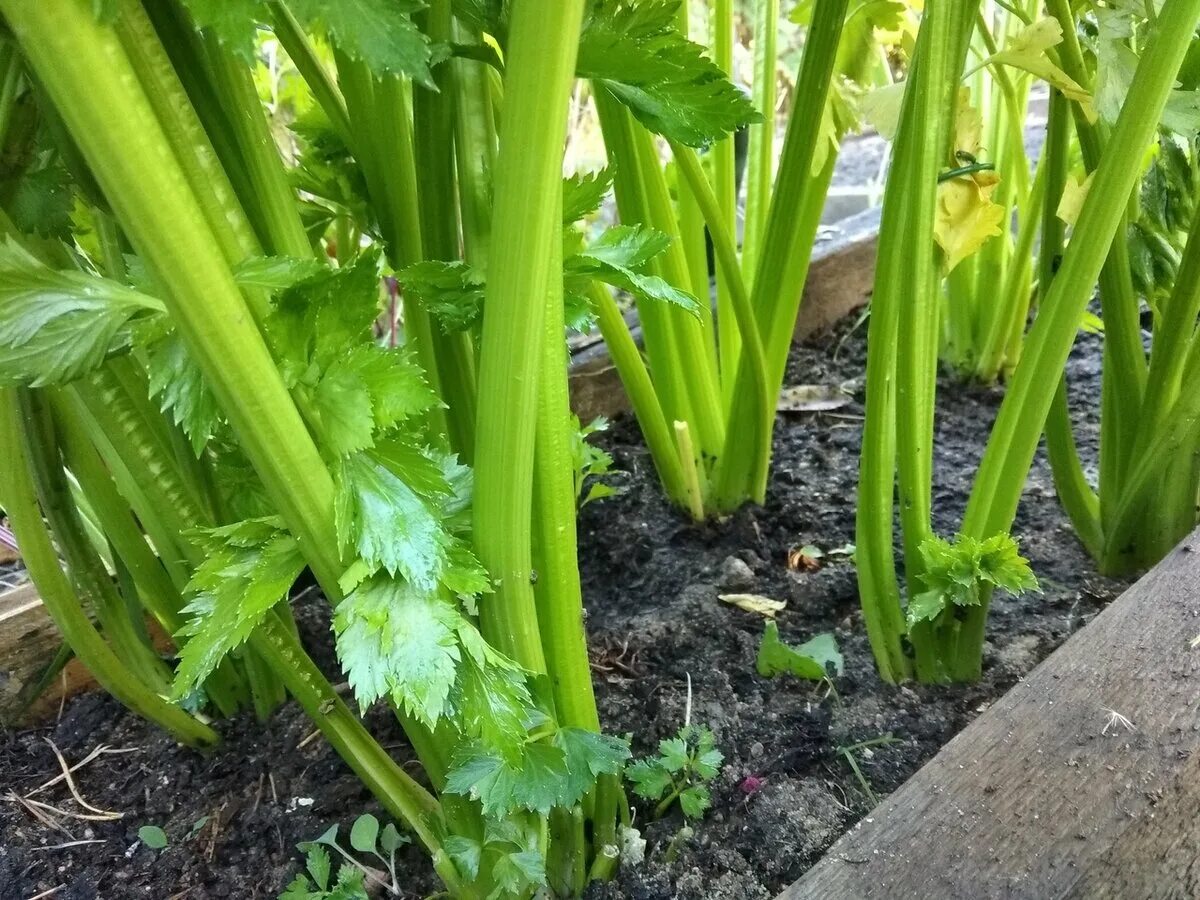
[489,850,547,900]
[398,260,486,334]
[5,166,75,239]
[172,520,305,698]
[578,0,760,147]
[0,242,165,386]
[178,0,265,62]
[333,574,462,721]
[625,759,672,800]
[450,624,532,757]
[232,256,331,292]
[287,0,433,86]
[444,835,482,882]
[146,333,221,456]
[334,451,451,589]
[445,742,570,816]
[567,225,700,315]
[563,168,614,224]
[755,621,843,680]
[554,727,630,803]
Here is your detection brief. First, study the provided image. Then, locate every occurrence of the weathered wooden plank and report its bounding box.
[782,532,1200,900]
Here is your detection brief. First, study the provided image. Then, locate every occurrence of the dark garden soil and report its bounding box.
[0,317,1130,900]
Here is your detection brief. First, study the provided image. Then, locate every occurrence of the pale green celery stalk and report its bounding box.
[532,204,598,732]
[976,156,1046,381]
[1039,89,1103,560]
[1045,0,1148,539]
[202,33,312,259]
[0,40,23,150]
[18,390,176,693]
[710,0,739,390]
[856,2,965,683]
[626,122,725,460]
[474,0,586,670]
[593,93,694,431]
[957,0,1200,678]
[51,399,187,636]
[4,0,450,839]
[532,194,616,890]
[674,4,719,386]
[742,0,779,286]
[335,58,451,444]
[590,281,690,505]
[1103,197,1200,570]
[267,1,353,146]
[943,257,981,373]
[710,0,848,510]
[412,0,478,460]
[669,140,771,494]
[0,392,218,748]
[451,24,496,269]
[114,0,263,268]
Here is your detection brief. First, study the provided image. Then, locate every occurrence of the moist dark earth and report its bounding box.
[0,319,1128,900]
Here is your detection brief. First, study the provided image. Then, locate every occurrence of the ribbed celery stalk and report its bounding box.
[474,0,587,670]
[0,390,217,748]
[957,0,1200,678]
[710,0,739,387]
[742,0,779,286]
[710,0,847,510]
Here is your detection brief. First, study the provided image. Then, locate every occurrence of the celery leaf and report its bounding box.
[563,168,614,224]
[286,0,434,87]
[172,518,305,698]
[578,0,759,146]
[333,574,462,722]
[146,333,221,456]
[179,0,265,63]
[566,225,701,315]
[908,533,1039,627]
[398,261,486,334]
[0,241,165,386]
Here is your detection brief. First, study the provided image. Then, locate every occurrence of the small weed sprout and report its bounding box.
[281,815,408,900]
[625,725,723,821]
[137,824,168,850]
[571,414,621,506]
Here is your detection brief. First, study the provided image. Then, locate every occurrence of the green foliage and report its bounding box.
[398,260,486,334]
[287,0,436,87]
[172,518,306,699]
[570,415,619,506]
[907,533,1040,628]
[577,0,760,147]
[281,815,410,900]
[444,727,630,818]
[625,725,721,820]
[0,240,165,387]
[4,165,75,239]
[755,621,844,681]
[564,224,701,315]
[138,824,168,849]
[178,0,265,63]
[145,333,221,456]
[563,168,615,224]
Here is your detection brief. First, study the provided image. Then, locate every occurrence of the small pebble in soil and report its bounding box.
[718,555,756,590]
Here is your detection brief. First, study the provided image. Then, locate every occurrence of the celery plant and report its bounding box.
[856,0,1200,684]
[0,0,766,894]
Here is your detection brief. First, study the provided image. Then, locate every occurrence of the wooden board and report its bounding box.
[0,583,100,726]
[781,532,1200,900]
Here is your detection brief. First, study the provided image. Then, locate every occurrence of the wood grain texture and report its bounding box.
[0,583,93,725]
[782,534,1200,900]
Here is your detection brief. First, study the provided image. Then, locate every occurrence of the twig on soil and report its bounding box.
[40,739,123,819]
[31,839,106,851]
[7,794,73,837]
[27,743,138,799]
[297,728,322,750]
[24,884,66,900]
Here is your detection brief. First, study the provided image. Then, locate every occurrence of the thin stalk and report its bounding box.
[451,23,497,269]
[742,0,780,285]
[710,0,848,509]
[589,282,689,505]
[669,139,771,488]
[710,0,739,388]
[674,420,706,521]
[0,390,217,748]
[958,0,1200,678]
[267,1,353,145]
[473,0,587,669]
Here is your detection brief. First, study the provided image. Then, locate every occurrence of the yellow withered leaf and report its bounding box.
[719,593,788,618]
[1057,172,1094,226]
[935,169,1005,273]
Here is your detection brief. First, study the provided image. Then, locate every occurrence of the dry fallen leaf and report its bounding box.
[777,385,851,414]
[787,545,823,572]
[719,593,787,618]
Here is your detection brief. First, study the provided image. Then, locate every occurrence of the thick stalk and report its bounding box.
[958,0,1200,678]
[473,0,586,669]
[710,0,848,509]
[0,390,217,748]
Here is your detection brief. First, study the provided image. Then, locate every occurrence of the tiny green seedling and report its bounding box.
[137,824,168,850]
[835,734,902,807]
[281,815,409,900]
[570,414,621,507]
[625,725,723,821]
